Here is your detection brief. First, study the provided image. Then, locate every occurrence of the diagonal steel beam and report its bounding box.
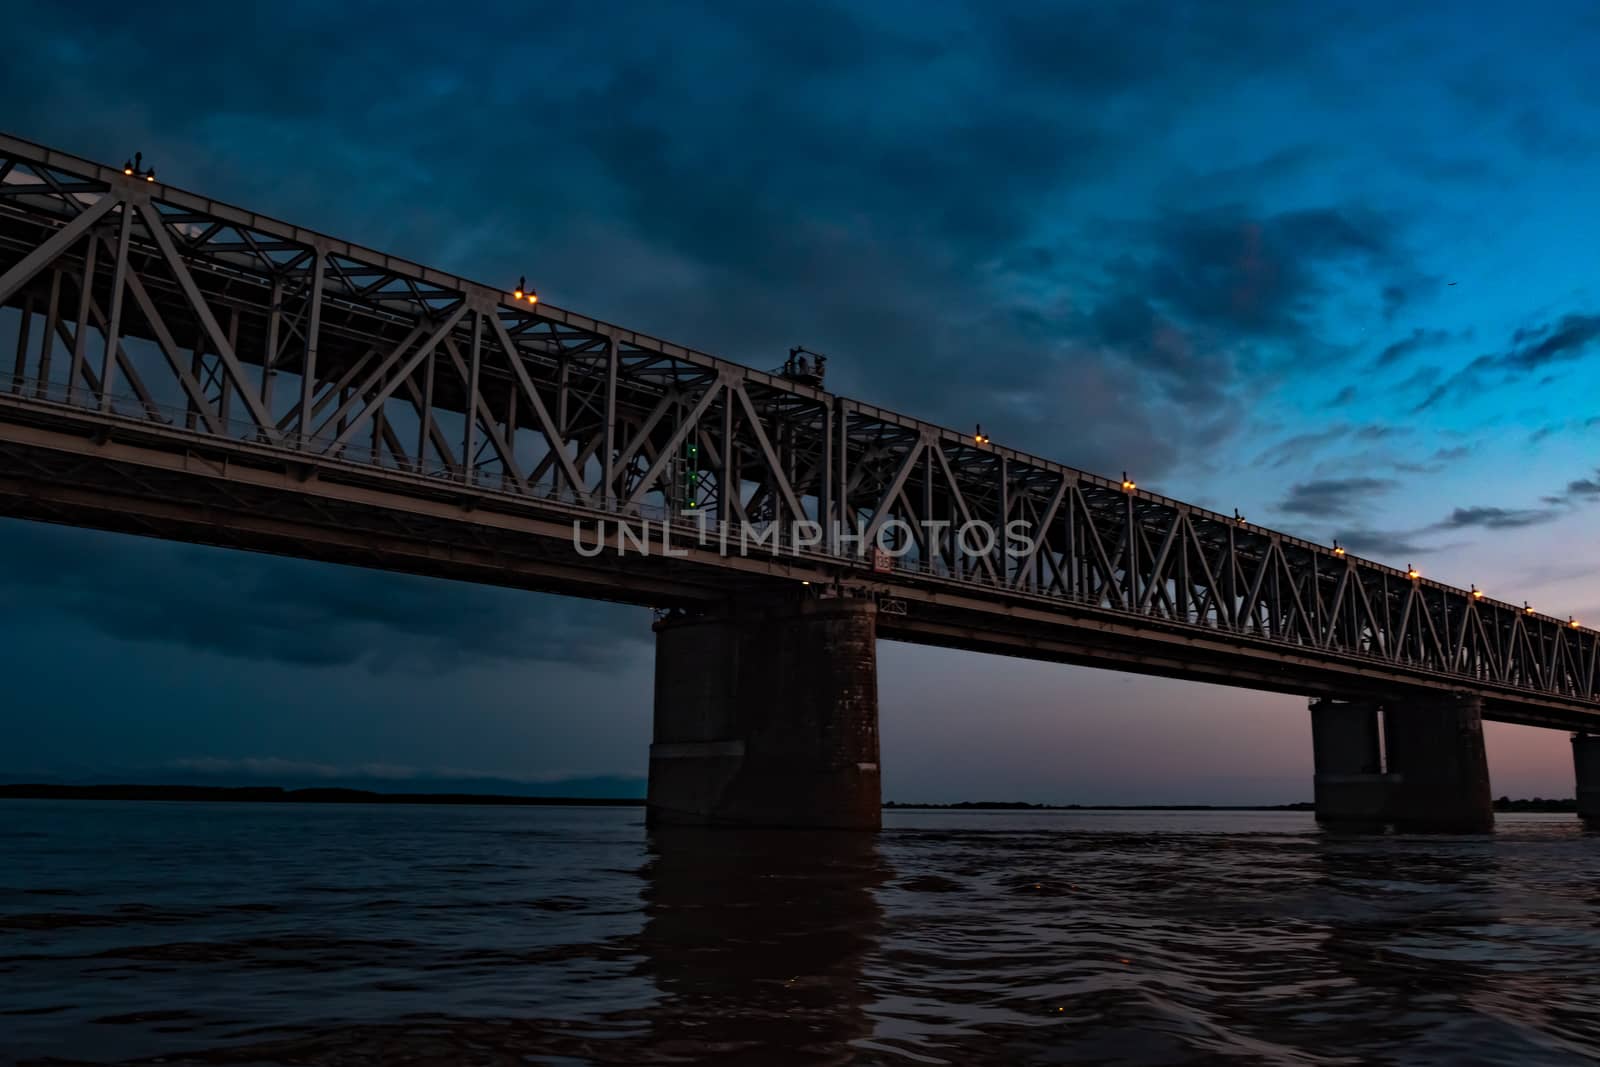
[442,336,529,492]
[858,437,924,548]
[318,309,466,452]
[0,191,117,306]
[624,382,723,510]
[733,382,806,526]
[136,200,280,441]
[487,313,588,502]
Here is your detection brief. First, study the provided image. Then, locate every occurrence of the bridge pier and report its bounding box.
[1574,734,1600,823]
[1383,694,1492,832]
[1309,694,1492,832]
[1310,698,1390,826]
[647,595,880,829]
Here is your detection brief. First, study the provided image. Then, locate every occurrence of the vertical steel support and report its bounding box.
[418,349,436,473]
[10,295,31,393]
[997,454,1009,579]
[557,356,569,438]
[67,235,97,405]
[299,249,325,448]
[37,270,61,396]
[219,308,238,430]
[464,310,482,484]
[1066,483,1078,598]
[834,397,849,550]
[820,400,834,552]
[602,330,617,508]
[1226,526,1239,630]
[1125,488,1137,610]
[721,381,735,524]
[262,276,283,412]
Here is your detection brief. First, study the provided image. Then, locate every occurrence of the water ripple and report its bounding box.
[2,802,1599,1065]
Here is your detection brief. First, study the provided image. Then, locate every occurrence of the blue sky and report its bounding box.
[1,1,1597,801]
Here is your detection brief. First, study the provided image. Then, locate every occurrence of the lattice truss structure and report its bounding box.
[0,133,1595,714]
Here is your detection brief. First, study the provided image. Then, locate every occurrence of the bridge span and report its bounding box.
[2,132,1597,831]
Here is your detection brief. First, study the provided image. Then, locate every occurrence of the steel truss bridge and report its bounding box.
[1,131,1596,731]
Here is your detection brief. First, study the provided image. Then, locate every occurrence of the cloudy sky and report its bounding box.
[2,1,1597,802]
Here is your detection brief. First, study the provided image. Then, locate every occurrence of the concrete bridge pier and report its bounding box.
[1574,734,1600,823]
[647,595,880,829]
[1310,694,1492,832]
[1310,698,1390,827]
[1382,695,1492,832]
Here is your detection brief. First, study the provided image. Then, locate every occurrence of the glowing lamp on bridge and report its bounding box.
[974,424,989,445]
[1573,618,1582,629]
[512,276,538,304]
[1525,602,1535,615]
[1120,472,1136,492]
[121,152,156,182]
[1332,541,1346,557]
[1407,565,1420,580]
[1471,586,1484,599]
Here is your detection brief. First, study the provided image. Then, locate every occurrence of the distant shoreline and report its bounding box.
[885,800,1316,811]
[0,785,1578,813]
[0,784,644,807]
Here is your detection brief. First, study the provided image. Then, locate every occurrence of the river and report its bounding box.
[3,801,1599,1064]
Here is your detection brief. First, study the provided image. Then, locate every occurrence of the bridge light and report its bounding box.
[1234,508,1246,525]
[974,424,989,445]
[1471,586,1484,599]
[1525,602,1535,615]
[1572,617,1582,629]
[513,275,526,300]
[1121,472,1136,492]
[122,152,154,182]
[1407,565,1420,580]
[1331,540,1345,557]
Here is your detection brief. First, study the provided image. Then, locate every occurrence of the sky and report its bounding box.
[1,0,1597,802]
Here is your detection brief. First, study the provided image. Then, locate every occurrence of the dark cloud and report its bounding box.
[1506,314,1600,371]
[1118,206,1399,342]
[1253,423,1406,471]
[1433,506,1560,530]
[1565,472,1600,499]
[1333,528,1430,559]
[1374,327,1459,368]
[1416,313,1600,412]
[0,519,649,672]
[1278,477,1395,518]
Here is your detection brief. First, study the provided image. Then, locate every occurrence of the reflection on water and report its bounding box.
[3,802,1600,1065]
[639,828,884,1062]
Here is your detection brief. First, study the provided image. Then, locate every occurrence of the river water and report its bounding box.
[3,801,1599,1065]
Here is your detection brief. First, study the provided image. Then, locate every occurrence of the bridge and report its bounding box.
[2,131,1597,831]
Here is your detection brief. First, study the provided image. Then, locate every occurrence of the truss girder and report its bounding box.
[0,131,1595,715]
